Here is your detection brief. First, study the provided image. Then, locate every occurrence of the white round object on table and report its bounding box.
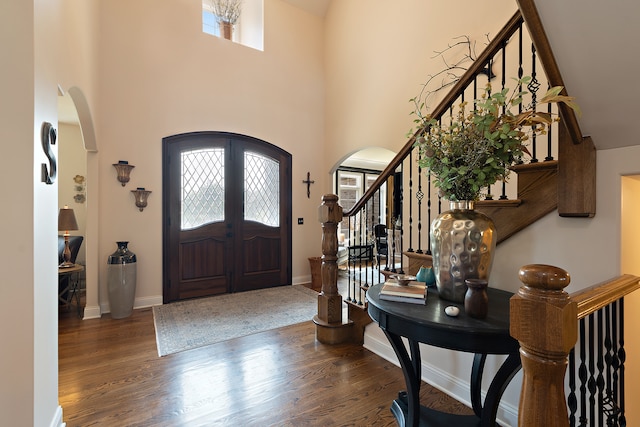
[445,306,460,317]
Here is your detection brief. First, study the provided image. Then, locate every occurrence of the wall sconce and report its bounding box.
[131,187,151,211]
[113,160,135,186]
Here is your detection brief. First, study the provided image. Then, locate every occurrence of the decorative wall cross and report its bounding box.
[302,172,315,198]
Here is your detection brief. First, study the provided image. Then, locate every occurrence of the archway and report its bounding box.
[58,86,100,319]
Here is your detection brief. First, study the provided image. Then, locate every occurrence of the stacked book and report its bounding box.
[379,280,427,305]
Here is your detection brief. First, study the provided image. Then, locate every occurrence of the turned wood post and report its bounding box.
[510,264,577,427]
[316,194,342,323]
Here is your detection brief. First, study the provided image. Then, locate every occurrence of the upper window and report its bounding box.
[202,0,264,51]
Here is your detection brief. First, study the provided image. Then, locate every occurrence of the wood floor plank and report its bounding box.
[59,305,472,426]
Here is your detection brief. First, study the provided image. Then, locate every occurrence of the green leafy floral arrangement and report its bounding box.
[412,77,579,201]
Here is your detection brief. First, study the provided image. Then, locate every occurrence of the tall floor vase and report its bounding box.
[107,241,137,319]
[430,201,496,303]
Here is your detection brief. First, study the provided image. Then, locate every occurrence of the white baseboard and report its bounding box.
[363,327,517,427]
[82,304,101,319]
[133,295,163,309]
[99,295,163,315]
[49,405,65,427]
[292,274,311,286]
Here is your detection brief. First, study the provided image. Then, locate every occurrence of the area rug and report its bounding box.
[152,285,318,357]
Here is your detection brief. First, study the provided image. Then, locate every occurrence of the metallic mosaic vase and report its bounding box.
[430,201,496,303]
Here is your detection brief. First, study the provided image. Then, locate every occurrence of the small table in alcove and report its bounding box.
[58,263,84,317]
[366,284,521,427]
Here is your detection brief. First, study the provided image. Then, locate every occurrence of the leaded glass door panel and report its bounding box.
[163,132,292,302]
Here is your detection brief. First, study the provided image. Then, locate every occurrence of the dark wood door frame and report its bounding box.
[162,131,292,303]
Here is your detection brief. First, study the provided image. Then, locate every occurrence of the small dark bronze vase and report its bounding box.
[464,279,489,319]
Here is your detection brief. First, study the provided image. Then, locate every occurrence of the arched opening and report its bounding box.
[58,86,100,319]
[330,147,395,271]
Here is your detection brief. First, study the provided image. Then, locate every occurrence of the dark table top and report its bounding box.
[367,284,520,355]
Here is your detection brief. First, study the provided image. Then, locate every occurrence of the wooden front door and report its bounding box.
[162,132,292,303]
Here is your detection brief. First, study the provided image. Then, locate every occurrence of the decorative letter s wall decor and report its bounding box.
[41,121,57,184]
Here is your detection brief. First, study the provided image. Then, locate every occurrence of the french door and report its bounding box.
[162,132,292,303]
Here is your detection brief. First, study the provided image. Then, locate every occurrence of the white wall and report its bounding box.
[0,0,64,425]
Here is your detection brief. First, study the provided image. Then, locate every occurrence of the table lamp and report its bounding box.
[58,205,79,267]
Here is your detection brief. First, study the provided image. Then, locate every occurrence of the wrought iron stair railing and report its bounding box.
[511,264,640,427]
[339,6,593,311]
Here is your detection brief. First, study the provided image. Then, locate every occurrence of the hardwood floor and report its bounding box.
[58,299,473,426]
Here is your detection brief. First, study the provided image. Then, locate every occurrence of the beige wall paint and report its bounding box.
[34,0,63,423]
[93,0,325,309]
[0,2,38,423]
[2,0,637,424]
[323,0,517,175]
[0,0,64,425]
[57,0,102,318]
[327,2,640,423]
[621,175,640,426]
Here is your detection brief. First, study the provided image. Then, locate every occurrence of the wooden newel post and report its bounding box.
[510,264,577,427]
[314,194,352,344]
[318,194,341,300]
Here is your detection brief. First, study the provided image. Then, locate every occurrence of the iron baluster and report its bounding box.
[569,348,577,427]
[578,318,588,426]
[528,43,540,163]
[407,153,414,253]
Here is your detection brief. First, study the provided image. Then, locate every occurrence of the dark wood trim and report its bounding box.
[558,129,596,217]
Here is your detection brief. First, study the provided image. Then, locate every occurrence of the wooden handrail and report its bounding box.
[511,264,640,426]
[346,4,588,218]
[516,0,583,145]
[570,274,640,319]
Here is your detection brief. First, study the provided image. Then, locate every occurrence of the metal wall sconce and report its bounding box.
[113,160,135,186]
[131,187,151,211]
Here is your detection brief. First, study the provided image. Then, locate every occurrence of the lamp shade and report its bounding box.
[58,206,78,231]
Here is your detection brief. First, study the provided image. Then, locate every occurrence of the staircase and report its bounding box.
[312,5,640,425]
[329,5,594,332]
